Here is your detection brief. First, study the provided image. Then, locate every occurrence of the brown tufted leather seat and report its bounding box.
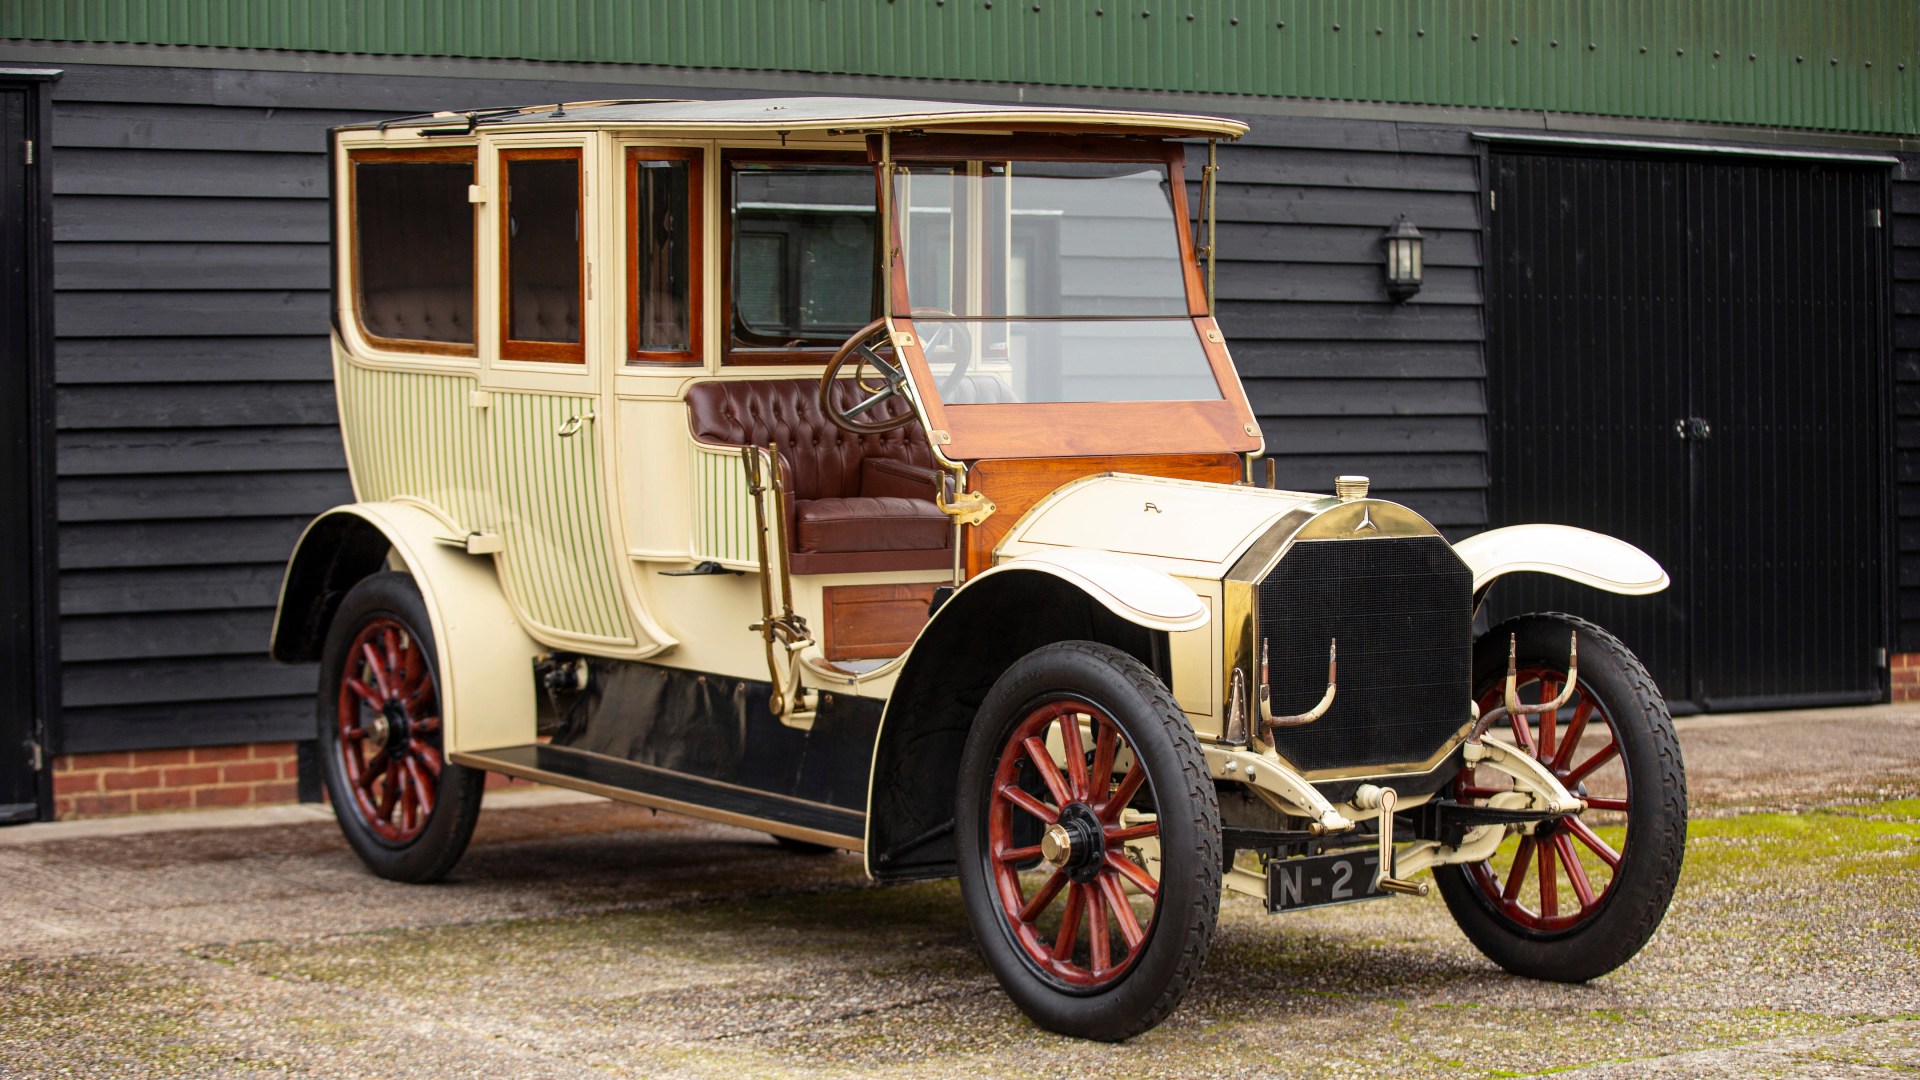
[687,379,950,574]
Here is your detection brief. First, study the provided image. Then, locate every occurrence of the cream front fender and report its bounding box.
[968,549,1210,633]
[1454,524,1669,598]
[273,503,540,755]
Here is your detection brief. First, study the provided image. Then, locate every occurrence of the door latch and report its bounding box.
[1673,417,1713,441]
[556,410,596,438]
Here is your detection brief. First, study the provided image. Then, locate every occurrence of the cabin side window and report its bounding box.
[500,148,585,363]
[724,153,879,362]
[349,148,477,355]
[628,148,702,363]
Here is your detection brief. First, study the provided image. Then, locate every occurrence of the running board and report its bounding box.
[451,744,865,852]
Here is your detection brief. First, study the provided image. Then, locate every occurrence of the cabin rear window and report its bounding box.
[350,148,477,354]
[725,154,879,360]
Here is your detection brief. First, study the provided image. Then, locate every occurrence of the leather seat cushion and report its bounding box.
[795,497,950,554]
[686,379,935,501]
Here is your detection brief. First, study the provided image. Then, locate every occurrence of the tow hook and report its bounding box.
[1353,785,1429,897]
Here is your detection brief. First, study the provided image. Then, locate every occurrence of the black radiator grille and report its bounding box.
[1257,536,1472,773]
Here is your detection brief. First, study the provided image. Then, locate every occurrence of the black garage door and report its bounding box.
[1486,148,1888,711]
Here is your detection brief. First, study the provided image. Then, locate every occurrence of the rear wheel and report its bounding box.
[318,572,484,883]
[1436,612,1686,982]
[955,642,1220,1042]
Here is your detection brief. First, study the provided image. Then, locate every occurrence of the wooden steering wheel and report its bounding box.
[820,318,916,435]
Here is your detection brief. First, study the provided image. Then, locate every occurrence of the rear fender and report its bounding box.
[1454,524,1669,600]
[862,551,1207,881]
[271,503,540,753]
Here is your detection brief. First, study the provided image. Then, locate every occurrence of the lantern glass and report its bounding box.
[1383,216,1424,300]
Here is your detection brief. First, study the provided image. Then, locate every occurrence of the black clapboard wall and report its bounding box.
[1895,155,1920,655]
[43,61,1488,754]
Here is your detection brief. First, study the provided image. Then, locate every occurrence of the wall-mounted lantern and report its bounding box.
[1382,215,1424,301]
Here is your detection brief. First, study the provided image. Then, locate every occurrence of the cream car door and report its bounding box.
[479,142,644,651]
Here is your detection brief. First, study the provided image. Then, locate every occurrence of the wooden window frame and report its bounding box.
[625,147,704,365]
[345,146,478,358]
[720,149,881,366]
[498,146,587,365]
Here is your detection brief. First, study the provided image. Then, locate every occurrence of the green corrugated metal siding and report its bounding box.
[6,1,1917,134]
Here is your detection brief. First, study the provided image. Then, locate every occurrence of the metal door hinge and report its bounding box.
[1876,646,1890,667]
[467,184,487,203]
[1673,417,1713,441]
[23,139,32,165]
[26,740,43,772]
[1872,208,1883,228]
[1488,189,1496,211]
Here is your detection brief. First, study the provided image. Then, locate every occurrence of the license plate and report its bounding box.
[1266,850,1388,913]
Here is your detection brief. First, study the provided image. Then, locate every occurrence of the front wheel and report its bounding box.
[1436,612,1686,982]
[955,642,1221,1042]
[318,572,484,883]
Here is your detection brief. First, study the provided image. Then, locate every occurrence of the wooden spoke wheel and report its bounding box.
[987,700,1163,990]
[1436,613,1687,982]
[318,573,484,883]
[335,616,443,844]
[956,642,1220,1042]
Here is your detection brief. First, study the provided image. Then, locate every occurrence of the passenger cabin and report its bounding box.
[328,97,1257,699]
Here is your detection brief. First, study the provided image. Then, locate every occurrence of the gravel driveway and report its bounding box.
[2,705,1916,1078]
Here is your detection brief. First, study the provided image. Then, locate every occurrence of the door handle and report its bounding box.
[1672,417,1712,441]
[556,409,596,438]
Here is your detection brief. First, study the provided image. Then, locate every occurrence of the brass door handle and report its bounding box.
[556,410,596,438]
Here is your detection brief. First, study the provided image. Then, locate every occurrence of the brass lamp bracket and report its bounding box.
[935,475,996,527]
[1260,638,1336,730]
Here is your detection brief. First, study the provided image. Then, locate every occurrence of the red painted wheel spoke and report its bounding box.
[1565,816,1622,869]
[1105,822,1159,844]
[374,766,400,822]
[997,783,1059,825]
[404,756,435,819]
[1087,885,1112,974]
[414,742,443,777]
[412,715,442,735]
[1583,796,1628,813]
[341,724,368,743]
[1509,710,1536,755]
[1097,872,1146,950]
[1104,851,1159,899]
[345,677,383,709]
[1554,833,1597,909]
[1502,836,1536,901]
[358,753,388,790]
[1565,740,1620,785]
[1019,868,1068,922]
[996,843,1043,864]
[1057,712,1091,801]
[1051,884,1086,962]
[1021,736,1073,807]
[360,642,394,699]
[1552,699,1595,772]
[382,628,405,685]
[1536,678,1559,760]
[1089,720,1119,802]
[1100,761,1146,823]
[1537,838,1559,918]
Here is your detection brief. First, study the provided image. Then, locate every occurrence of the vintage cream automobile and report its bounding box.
[273,97,1686,1041]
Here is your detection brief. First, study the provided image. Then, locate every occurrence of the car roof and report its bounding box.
[345,95,1249,139]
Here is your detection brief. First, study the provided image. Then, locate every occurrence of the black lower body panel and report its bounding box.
[457,743,866,845]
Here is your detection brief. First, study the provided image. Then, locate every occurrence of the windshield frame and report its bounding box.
[874,134,1260,461]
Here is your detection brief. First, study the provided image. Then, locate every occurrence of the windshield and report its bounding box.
[894,159,1220,405]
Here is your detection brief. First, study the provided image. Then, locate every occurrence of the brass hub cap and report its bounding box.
[1041,823,1073,866]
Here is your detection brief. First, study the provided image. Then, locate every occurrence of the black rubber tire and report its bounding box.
[770,834,837,855]
[317,572,485,884]
[955,641,1221,1042]
[1435,612,1687,982]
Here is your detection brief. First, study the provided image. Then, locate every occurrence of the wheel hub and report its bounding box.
[1048,803,1107,883]
[373,700,409,753]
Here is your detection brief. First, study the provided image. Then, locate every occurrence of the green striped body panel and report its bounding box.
[689,442,768,569]
[335,358,493,533]
[489,391,636,644]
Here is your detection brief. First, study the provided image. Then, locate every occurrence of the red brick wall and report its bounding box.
[51,741,533,820]
[1894,654,1920,702]
[52,742,303,819]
